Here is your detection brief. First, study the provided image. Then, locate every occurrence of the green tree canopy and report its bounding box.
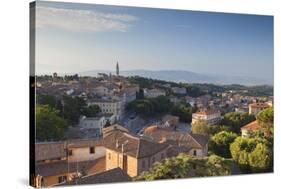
[37,94,57,108]
[126,96,172,117]
[221,112,255,133]
[230,136,273,172]
[256,107,274,136]
[170,105,194,123]
[209,131,238,158]
[81,105,101,117]
[36,104,68,141]
[135,154,231,181]
[192,121,210,135]
[61,95,87,125]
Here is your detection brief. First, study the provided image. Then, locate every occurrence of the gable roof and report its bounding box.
[102,124,130,137]
[35,159,99,177]
[35,142,66,161]
[62,168,132,186]
[103,130,169,158]
[143,130,208,149]
[241,120,260,131]
[35,138,104,161]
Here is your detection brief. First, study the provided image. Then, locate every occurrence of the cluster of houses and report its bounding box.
[34,64,273,187]
[33,122,209,187]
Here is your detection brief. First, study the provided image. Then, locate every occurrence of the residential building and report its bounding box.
[235,106,249,113]
[192,109,221,125]
[102,124,131,138]
[34,139,106,187]
[103,130,170,177]
[171,87,187,95]
[143,127,208,157]
[241,120,261,137]
[79,116,106,136]
[61,168,131,186]
[119,85,139,103]
[249,103,270,115]
[144,88,166,98]
[88,99,124,120]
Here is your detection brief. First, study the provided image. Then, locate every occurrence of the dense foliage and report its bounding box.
[191,121,210,135]
[230,137,273,172]
[221,112,255,133]
[81,105,101,117]
[209,131,238,158]
[36,104,68,141]
[37,94,100,125]
[256,107,274,136]
[135,154,231,181]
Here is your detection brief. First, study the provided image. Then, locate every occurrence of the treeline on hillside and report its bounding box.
[127,76,273,97]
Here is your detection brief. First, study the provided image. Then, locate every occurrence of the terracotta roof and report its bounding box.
[143,125,173,135]
[241,120,260,131]
[143,130,208,150]
[249,103,270,109]
[67,139,104,148]
[103,130,169,158]
[102,124,130,137]
[162,114,179,123]
[193,109,220,115]
[35,142,66,161]
[63,168,132,185]
[35,139,104,161]
[35,160,99,177]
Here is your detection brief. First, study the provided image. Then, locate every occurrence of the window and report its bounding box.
[90,147,95,154]
[193,150,197,156]
[108,153,111,160]
[161,153,165,159]
[152,157,155,163]
[58,176,67,183]
[68,150,73,156]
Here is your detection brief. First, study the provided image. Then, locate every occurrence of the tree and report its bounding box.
[135,154,231,181]
[221,112,255,133]
[37,94,57,108]
[81,105,101,117]
[230,137,272,172]
[191,121,210,135]
[207,125,232,136]
[209,131,237,158]
[170,105,193,123]
[61,95,87,125]
[256,107,274,136]
[36,104,68,141]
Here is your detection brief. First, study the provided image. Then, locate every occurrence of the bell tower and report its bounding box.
[116,62,119,76]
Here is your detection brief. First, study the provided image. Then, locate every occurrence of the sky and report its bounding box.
[35,1,273,83]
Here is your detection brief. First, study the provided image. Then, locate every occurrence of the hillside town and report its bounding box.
[33,63,274,187]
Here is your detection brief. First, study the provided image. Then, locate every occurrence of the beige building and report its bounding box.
[88,99,124,120]
[249,103,270,115]
[144,88,166,98]
[192,109,221,125]
[103,130,170,177]
[34,139,106,187]
[143,126,209,157]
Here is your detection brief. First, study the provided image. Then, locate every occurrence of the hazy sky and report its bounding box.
[36,1,273,81]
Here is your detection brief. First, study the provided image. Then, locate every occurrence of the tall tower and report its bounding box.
[116,62,119,76]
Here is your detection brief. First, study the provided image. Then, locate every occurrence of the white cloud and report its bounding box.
[36,6,138,32]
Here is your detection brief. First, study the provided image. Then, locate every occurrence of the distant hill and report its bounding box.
[79,69,273,86]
